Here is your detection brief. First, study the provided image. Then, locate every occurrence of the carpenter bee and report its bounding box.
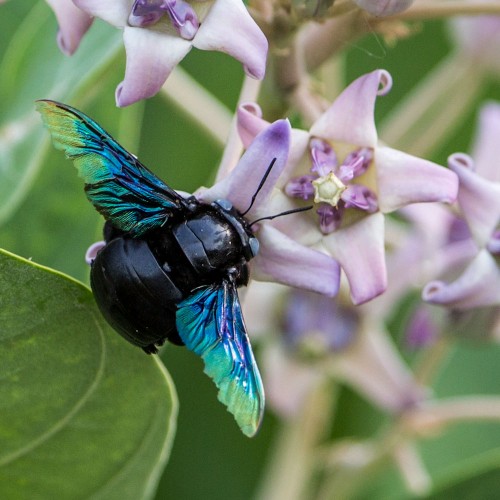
[37,100,307,437]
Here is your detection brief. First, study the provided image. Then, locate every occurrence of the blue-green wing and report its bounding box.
[36,99,187,236]
[176,280,265,437]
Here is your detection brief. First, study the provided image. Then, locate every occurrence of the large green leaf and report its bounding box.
[0,249,177,499]
[424,449,500,499]
[0,1,122,224]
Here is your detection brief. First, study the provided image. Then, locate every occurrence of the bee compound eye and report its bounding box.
[249,237,260,257]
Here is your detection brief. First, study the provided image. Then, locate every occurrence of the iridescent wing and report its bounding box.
[36,100,188,236]
[176,280,265,437]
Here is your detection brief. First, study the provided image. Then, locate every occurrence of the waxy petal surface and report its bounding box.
[449,153,500,247]
[74,0,130,26]
[472,102,500,182]
[117,27,191,106]
[252,225,340,297]
[324,212,386,304]
[200,120,291,216]
[376,146,458,213]
[310,70,392,148]
[47,0,93,55]
[193,0,268,79]
[423,250,500,309]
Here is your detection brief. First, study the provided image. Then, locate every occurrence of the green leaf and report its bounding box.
[0,1,122,225]
[0,249,177,499]
[425,449,500,499]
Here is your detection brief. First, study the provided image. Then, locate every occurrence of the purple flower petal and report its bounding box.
[423,249,500,309]
[472,102,500,183]
[251,225,341,297]
[236,103,311,188]
[323,212,387,304]
[341,184,378,212]
[332,326,423,412]
[405,306,438,349]
[193,0,268,80]
[46,0,93,55]
[164,0,199,40]
[376,146,458,213]
[310,70,392,148]
[285,175,315,200]
[449,152,500,247]
[116,27,191,106]
[200,120,291,216]
[74,0,129,26]
[310,138,337,176]
[316,204,343,234]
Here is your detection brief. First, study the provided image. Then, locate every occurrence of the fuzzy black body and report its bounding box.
[90,199,257,354]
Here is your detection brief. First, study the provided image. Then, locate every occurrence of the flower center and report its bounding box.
[312,172,346,206]
[284,138,377,234]
[129,0,199,40]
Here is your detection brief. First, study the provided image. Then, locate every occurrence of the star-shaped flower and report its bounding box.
[423,102,500,309]
[74,0,268,106]
[237,69,458,304]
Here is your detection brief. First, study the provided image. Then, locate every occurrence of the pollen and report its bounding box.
[312,172,347,206]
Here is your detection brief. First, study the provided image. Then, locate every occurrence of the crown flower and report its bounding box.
[74,0,268,106]
[237,70,458,305]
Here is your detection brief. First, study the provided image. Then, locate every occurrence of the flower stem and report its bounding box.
[394,1,500,20]
[161,66,232,147]
[255,381,337,500]
[413,337,453,386]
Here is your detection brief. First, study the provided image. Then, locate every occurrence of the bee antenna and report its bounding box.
[240,158,277,217]
[249,205,313,227]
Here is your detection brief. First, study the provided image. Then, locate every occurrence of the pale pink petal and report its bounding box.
[423,249,500,309]
[449,152,500,247]
[85,241,105,264]
[46,0,93,55]
[242,281,287,338]
[263,190,323,247]
[251,225,340,296]
[472,102,500,182]
[200,120,291,216]
[116,27,191,106]
[193,0,268,79]
[332,326,424,412]
[236,102,268,147]
[236,104,312,188]
[310,70,392,148]
[262,342,322,419]
[376,146,458,213]
[451,10,500,76]
[323,212,386,305]
[74,0,130,26]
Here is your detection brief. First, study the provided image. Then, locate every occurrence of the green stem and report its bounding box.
[255,381,337,500]
[413,337,453,386]
[160,66,232,147]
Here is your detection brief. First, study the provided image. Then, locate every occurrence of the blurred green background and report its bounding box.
[3,2,500,499]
